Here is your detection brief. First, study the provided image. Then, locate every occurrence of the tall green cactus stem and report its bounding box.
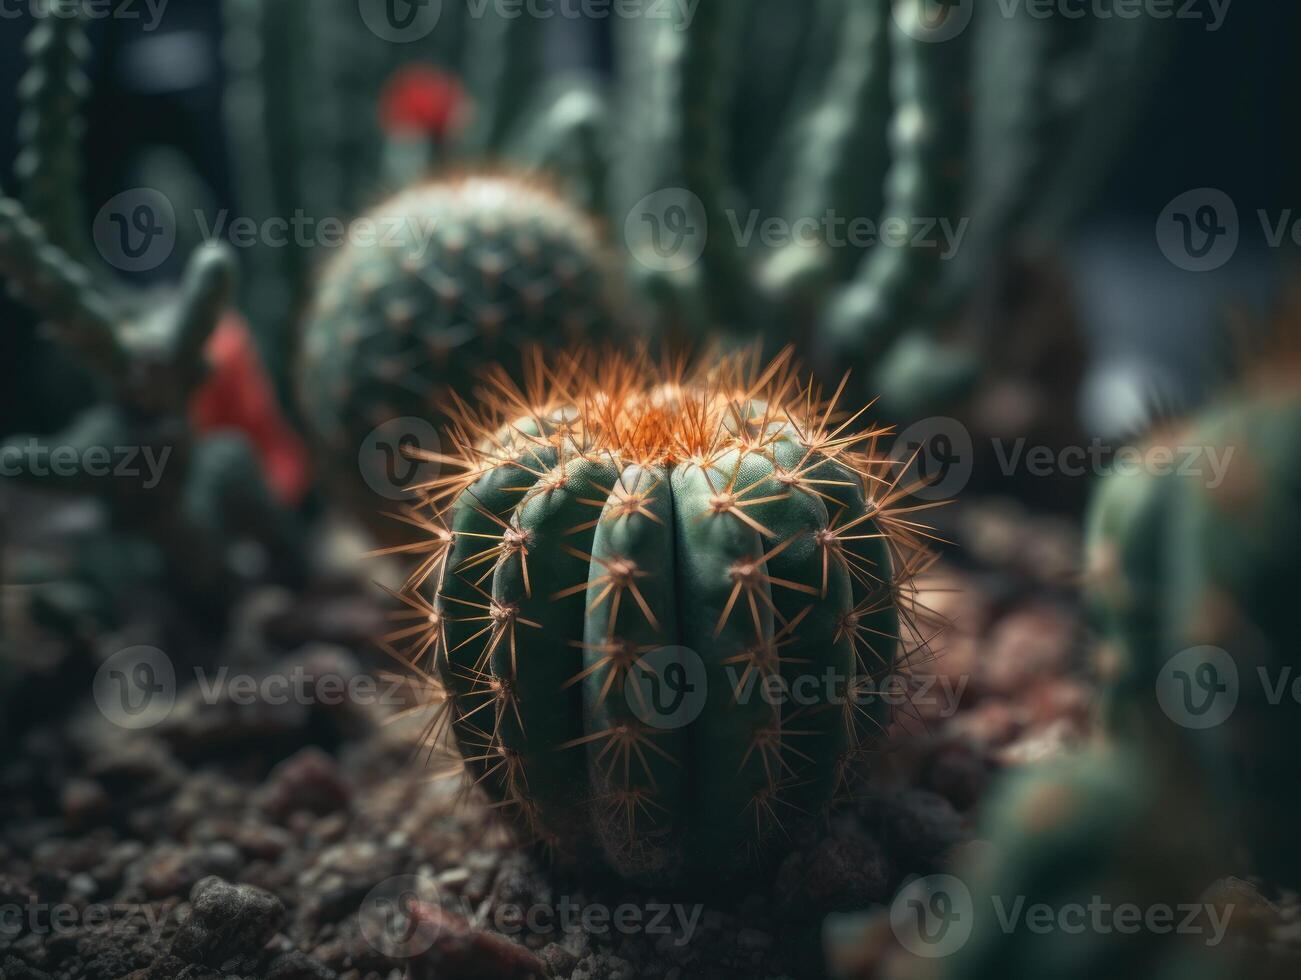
[616,0,748,335]
[816,0,971,367]
[462,7,545,157]
[17,0,90,259]
[1085,337,1301,888]
[297,175,618,539]
[762,0,890,300]
[388,349,938,884]
[509,77,610,218]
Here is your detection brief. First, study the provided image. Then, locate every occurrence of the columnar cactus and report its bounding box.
[1085,327,1301,887]
[298,174,618,536]
[386,349,937,884]
[859,747,1235,980]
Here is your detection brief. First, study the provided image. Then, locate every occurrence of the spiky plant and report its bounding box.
[381,348,940,885]
[298,174,619,539]
[1085,324,1301,888]
[845,746,1236,980]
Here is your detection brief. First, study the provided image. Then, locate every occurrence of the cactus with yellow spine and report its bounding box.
[384,348,940,885]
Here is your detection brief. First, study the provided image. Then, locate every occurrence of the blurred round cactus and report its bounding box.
[297,175,619,535]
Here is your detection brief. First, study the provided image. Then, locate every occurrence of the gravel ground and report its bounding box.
[0,495,1224,980]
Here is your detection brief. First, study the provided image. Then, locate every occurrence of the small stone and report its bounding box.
[170,876,286,970]
[60,778,110,829]
[259,747,351,822]
[982,604,1076,697]
[402,902,544,979]
[539,942,577,976]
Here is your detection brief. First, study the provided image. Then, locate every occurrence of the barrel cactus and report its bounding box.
[298,174,618,535]
[387,349,935,884]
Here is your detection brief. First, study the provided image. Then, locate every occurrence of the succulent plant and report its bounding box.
[226,1,1167,420]
[382,348,939,884]
[1085,328,1301,887]
[865,746,1236,980]
[0,196,301,618]
[297,175,619,538]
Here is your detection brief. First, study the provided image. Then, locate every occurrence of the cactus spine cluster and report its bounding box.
[385,349,937,883]
[297,175,618,535]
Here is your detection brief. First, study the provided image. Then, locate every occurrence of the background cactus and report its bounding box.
[1085,325,1301,887]
[842,746,1239,980]
[213,0,1167,421]
[0,195,301,618]
[384,348,940,884]
[297,174,619,538]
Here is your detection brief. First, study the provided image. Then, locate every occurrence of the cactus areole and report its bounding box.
[387,349,935,884]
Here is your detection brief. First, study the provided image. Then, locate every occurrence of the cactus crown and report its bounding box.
[386,348,941,883]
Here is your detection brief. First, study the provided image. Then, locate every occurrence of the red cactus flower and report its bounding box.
[190,313,311,506]
[380,65,468,144]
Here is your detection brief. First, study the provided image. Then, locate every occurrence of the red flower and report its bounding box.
[190,313,312,506]
[380,65,468,143]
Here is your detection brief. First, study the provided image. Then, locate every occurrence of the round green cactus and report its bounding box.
[297,175,618,535]
[387,349,935,884]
